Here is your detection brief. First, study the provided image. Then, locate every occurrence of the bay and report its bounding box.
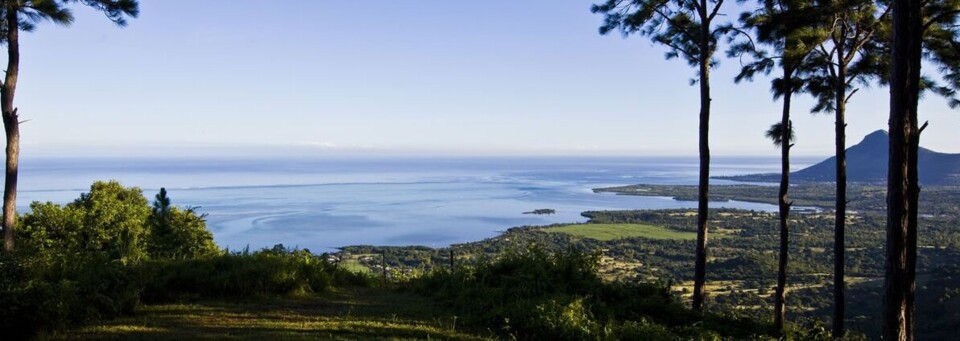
[17,156,815,252]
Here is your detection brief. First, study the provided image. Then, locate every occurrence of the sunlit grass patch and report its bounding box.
[338,253,376,274]
[340,260,373,274]
[546,223,700,241]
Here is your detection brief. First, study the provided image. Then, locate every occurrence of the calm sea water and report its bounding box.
[17,156,814,252]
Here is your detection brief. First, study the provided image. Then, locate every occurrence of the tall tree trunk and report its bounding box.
[774,69,793,331]
[832,23,849,338]
[1,7,20,253]
[883,0,922,338]
[903,15,924,331]
[905,121,919,339]
[691,0,711,312]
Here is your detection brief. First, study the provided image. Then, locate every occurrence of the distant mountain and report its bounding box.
[720,130,960,185]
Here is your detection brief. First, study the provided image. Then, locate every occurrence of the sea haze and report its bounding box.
[18,156,816,252]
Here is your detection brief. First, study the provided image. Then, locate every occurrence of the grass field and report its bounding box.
[546,223,700,241]
[49,288,489,341]
[339,254,375,274]
[340,261,373,274]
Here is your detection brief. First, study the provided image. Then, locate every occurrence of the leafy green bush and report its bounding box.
[20,182,221,264]
[20,181,151,264]
[408,246,776,340]
[1,182,219,337]
[147,188,219,259]
[0,252,148,339]
[618,318,682,341]
[408,247,634,339]
[143,245,373,301]
[525,296,610,340]
[0,182,157,337]
[0,180,376,339]
[71,181,152,264]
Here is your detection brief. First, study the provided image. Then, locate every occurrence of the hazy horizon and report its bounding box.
[24,143,841,159]
[22,128,939,159]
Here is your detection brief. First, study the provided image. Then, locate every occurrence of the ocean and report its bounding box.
[17,156,814,252]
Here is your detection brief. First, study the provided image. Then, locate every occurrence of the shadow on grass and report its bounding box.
[70,323,485,341]
[51,287,491,341]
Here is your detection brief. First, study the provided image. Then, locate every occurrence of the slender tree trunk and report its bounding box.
[905,122,919,339]
[902,14,925,331]
[774,69,793,331]
[883,0,922,338]
[691,1,711,312]
[1,7,20,253]
[832,24,849,338]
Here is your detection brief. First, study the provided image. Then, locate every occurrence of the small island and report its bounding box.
[523,208,556,215]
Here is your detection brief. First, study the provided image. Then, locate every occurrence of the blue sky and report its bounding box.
[13,0,959,157]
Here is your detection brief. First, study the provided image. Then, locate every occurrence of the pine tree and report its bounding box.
[728,0,825,328]
[592,0,731,310]
[0,0,138,252]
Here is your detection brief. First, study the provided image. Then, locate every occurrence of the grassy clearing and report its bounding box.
[337,253,378,274]
[48,288,489,341]
[546,223,699,241]
[340,261,373,274]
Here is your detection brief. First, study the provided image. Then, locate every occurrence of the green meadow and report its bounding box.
[546,223,699,241]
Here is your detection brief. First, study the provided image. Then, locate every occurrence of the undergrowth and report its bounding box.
[406,246,802,340]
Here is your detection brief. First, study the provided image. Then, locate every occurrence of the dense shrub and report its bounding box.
[1,245,371,338]
[71,181,152,263]
[147,188,219,259]
[20,182,220,264]
[408,246,776,340]
[0,252,147,339]
[1,181,370,338]
[143,246,371,301]
[20,182,151,264]
[2,248,365,338]
[0,182,155,337]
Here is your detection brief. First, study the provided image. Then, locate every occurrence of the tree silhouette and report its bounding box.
[764,122,793,147]
[0,0,138,252]
[766,118,793,329]
[884,1,922,339]
[883,0,959,339]
[729,0,824,329]
[150,188,173,251]
[801,0,890,335]
[153,187,172,216]
[592,0,730,311]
